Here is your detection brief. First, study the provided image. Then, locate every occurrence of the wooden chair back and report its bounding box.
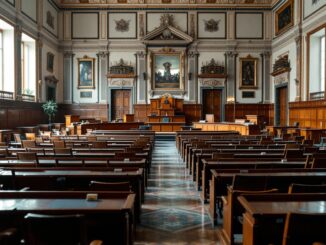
[282,212,326,245]
[53,140,65,148]
[24,213,88,245]
[14,134,22,143]
[17,152,38,163]
[22,140,36,148]
[25,133,36,141]
[54,148,72,156]
[91,141,108,148]
[288,183,326,193]
[89,181,131,192]
[312,158,326,168]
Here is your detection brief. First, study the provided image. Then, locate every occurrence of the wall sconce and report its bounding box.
[143,72,147,80]
[188,72,192,81]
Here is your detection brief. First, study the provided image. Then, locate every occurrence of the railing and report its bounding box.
[16,94,36,102]
[310,91,325,101]
[0,90,14,100]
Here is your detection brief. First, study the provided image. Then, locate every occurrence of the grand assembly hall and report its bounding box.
[0,0,325,244]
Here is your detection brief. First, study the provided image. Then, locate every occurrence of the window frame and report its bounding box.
[306,24,326,101]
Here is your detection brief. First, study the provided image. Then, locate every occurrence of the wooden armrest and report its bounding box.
[221,196,228,205]
[19,187,30,191]
[90,240,103,245]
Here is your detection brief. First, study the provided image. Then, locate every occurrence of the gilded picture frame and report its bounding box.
[240,56,258,89]
[78,57,95,89]
[275,0,294,36]
[151,51,184,91]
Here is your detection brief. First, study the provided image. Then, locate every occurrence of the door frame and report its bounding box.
[274,84,289,126]
[108,87,135,121]
[200,87,225,121]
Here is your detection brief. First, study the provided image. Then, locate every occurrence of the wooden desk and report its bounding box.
[193,122,260,135]
[301,128,326,144]
[238,194,326,245]
[0,191,135,245]
[78,122,145,134]
[0,129,13,144]
[148,122,185,132]
[265,126,299,137]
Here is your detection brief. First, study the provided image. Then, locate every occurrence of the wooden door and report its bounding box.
[276,86,288,126]
[202,89,222,122]
[111,90,131,120]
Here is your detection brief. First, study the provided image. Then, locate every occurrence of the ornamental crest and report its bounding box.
[115,19,130,32]
[203,19,220,32]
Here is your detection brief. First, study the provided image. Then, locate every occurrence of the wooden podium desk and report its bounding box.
[148,122,185,132]
[193,122,260,135]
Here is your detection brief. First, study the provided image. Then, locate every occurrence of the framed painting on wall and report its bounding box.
[47,52,54,73]
[240,55,258,89]
[275,0,294,36]
[152,53,182,90]
[78,57,95,89]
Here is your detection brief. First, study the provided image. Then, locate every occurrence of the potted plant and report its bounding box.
[42,100,58,127]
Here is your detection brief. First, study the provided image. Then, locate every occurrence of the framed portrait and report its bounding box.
[275,0,294,36]
[152,53,182,90]
[240,56,258,89]
[78,57,95,89]
[46,52,54,73]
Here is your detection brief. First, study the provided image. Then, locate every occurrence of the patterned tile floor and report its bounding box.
[135,139,221,245]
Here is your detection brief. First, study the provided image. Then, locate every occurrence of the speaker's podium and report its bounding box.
[147,95,186,132]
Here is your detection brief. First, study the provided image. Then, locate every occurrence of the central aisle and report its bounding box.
[135,138,220,244]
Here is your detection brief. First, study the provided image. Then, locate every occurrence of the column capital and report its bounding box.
[97,51,109,58]
[225,51,238,58]
[188,51,199,58]
[135,51,147,58]
[64,51,75,58]
[260,51,271,58]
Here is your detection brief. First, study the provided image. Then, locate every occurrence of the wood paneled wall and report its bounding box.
[225,103,274,125]
[57,103,108,122]
[183,104,202,124]
[0,99,48,129]
[289,100,326,128]
[134,104,151,122]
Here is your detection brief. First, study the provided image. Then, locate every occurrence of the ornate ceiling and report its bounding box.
[58,0,277,7]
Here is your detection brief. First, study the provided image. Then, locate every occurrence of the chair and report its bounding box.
[288,183,326,193]
[284,149,304,159]
[91,141,107,148]
[17,152,38,162]
[54,148,72,156]
[285,143,300,150]
[282,213,326,245]
[13,134,22,143]
[89,181,131,191]
[22,140,36,148]
[25,133,36,141]
[24,213,103,245]
[311,157,326,168]
[53,140,65,148]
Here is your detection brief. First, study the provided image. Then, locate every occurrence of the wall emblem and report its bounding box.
[312,0,320,4]
[115,19,130,32]
[203,19,220,32]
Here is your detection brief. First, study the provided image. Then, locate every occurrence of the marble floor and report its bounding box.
[135,138,221,245]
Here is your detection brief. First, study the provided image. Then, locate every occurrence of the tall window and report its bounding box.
[321,35,325,92]
[21,33,36,98]
[0,19,14,95]
[0,30,3,90]
[308,26,326,100]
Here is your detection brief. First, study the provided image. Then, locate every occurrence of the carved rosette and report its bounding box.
[199,79,225,87]
[108,78,134,87]
[274,71,290,86]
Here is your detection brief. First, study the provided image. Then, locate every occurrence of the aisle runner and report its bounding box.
[135,139,220,244]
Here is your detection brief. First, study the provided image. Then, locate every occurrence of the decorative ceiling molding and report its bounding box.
[59,0,273,7]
